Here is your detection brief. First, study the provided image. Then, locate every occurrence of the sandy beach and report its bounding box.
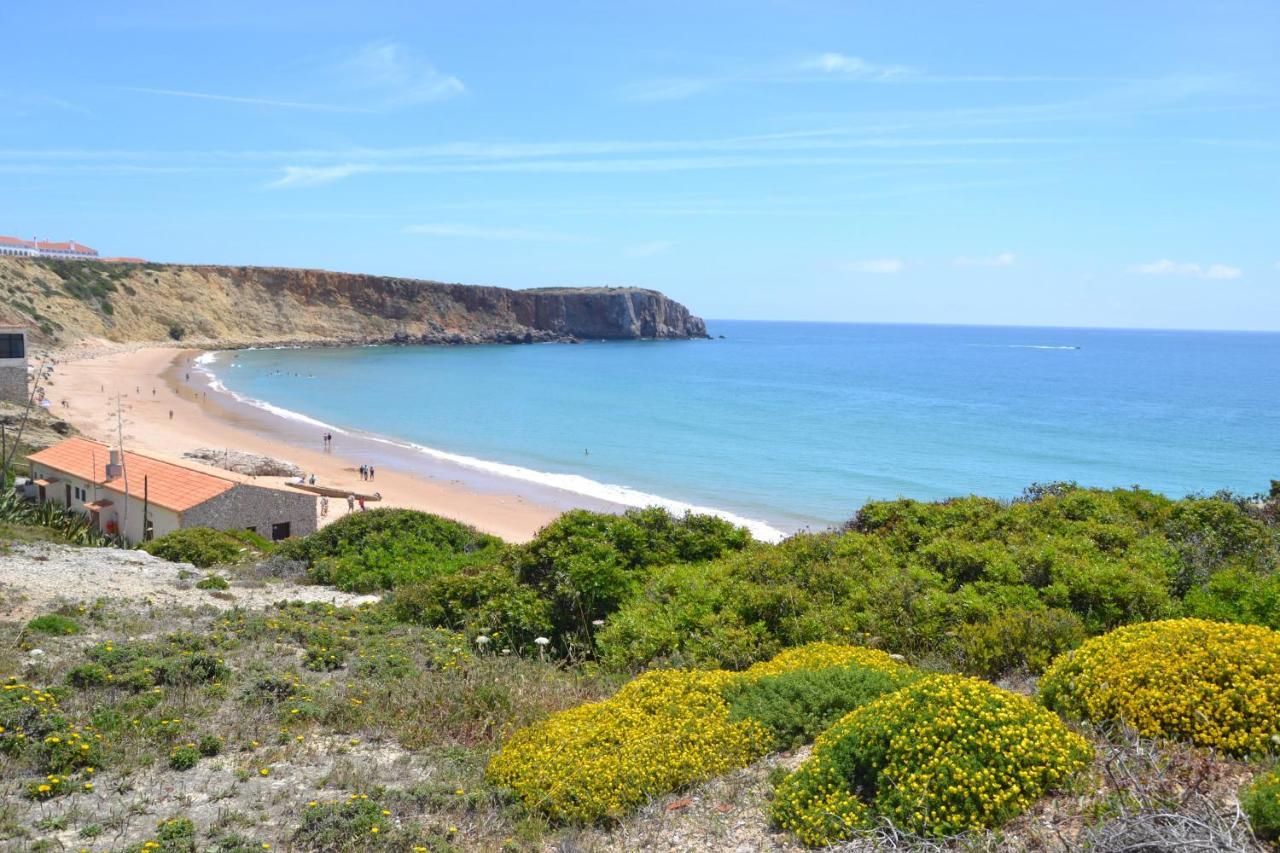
[43,346,576,542]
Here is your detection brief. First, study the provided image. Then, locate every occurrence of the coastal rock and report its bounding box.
[184,447,303,477]
[0,259,709,348]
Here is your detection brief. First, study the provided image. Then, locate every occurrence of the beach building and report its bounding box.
[0,235,99,259]
[0,326,27,403]
[26,436,316,544]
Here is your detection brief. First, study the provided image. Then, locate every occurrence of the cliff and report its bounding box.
[0,259,708,349]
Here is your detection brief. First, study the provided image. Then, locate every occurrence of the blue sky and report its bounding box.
[3,1,1278,330]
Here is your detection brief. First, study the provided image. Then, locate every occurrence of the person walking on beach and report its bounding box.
[347,493,355,513]
[359,465,365,481]
[309,473,316,485]
[320,496,329,518]
[368,466,375,481]
[168,410,173,420]
[358,497,366,511]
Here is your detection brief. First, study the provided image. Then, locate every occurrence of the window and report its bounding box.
[245,526,256,534]
[270,521,291,541]
[0,333,24,359]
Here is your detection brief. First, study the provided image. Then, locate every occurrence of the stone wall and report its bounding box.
[181,482,317,540]
[0,366,25,404]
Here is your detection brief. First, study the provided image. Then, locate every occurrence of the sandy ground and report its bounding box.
[0,541,377,620]
[43,347,564,542]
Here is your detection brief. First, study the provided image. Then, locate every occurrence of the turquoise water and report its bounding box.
[205,321,1280,537]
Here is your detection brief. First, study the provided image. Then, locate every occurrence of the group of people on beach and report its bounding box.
[322,432,334,448]
[359,464,375,481]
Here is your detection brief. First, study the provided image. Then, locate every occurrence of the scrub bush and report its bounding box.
[1243,767,1280,844]
[487,642,914,824]
[26,613,81,635]
[771,675,1090,844]
[486,668,770,823]
[141,528,249,567]
[280,508,506,592]
[195,574,230,591]
[727,663,922,749]
[1040,619,1280,756]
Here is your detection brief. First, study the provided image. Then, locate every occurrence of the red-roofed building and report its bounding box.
[27,437,316,543]
[0,235,100,259]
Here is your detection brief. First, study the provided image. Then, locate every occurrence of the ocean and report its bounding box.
[201,321,1280,540]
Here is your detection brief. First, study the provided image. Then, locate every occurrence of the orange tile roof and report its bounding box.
[27,437,235,512]
[0,236,98,254]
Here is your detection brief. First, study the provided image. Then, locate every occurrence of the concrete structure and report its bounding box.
[0,326,27,404]
[0,235,99,259]
[27,436,316,544]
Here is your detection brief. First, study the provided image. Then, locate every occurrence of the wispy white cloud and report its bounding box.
[404,223,582,242]
[341,42,465,106]
[624,241,674,258]
[798,53,915,79]
[1129,259,1243,279]
[266,164,374,188]
[840,259,904,274]
[121,86,372,113]
[263,153,1019,188]
[954,252,1016,268]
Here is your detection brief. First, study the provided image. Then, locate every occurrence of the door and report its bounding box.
[65,484,71,506]
[271,521,291,541]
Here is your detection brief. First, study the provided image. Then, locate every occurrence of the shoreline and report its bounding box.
[46,345,594,542]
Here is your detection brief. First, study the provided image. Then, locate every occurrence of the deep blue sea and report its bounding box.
[203,321,1280,539]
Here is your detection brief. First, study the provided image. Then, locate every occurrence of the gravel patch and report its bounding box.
[0,542,376,619]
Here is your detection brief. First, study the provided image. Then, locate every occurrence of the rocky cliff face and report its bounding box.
[0,259,708,349]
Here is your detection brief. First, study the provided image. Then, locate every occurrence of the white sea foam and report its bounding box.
[194,351,787,542]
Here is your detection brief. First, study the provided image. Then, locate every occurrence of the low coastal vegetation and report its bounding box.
[139,527,272,568]
[3,481,1279,849]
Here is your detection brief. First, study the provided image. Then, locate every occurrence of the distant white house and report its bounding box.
[27,437,317,544]
[0,235,99,259]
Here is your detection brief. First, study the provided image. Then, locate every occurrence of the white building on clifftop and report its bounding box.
[0,235,99,259]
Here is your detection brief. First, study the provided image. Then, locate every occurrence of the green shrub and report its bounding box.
[303,643,345,671]
[511,508,751,653]
[1182,567,1280,630]
[772,675,1090,844]
[293,797,389,849]
[198,734,223,757]
[1040,619,1280,756]
[1243,767,1280,844]
[26,614,81,636]
[195,575,230,591]
[387,563,553,647]
[141,528,251,567]
[168,743,201,770]
[26,773,72,800]
[127,817,197,852]
[955,607,1085,676]
[726,663,922,749]
[66,663,111,689]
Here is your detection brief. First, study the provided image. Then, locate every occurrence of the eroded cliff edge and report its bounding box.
[0,259,709,348]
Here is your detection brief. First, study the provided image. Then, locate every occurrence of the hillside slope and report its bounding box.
[0,258,708,348]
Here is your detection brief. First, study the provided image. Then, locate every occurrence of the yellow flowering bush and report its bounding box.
[1243,766,1280,844]
[772,675,1091,844]
[488,642,921,824]
[741,642,906,680]
[1,678,65,756]
[487,668,770,822]
[1040,619,1280,756]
